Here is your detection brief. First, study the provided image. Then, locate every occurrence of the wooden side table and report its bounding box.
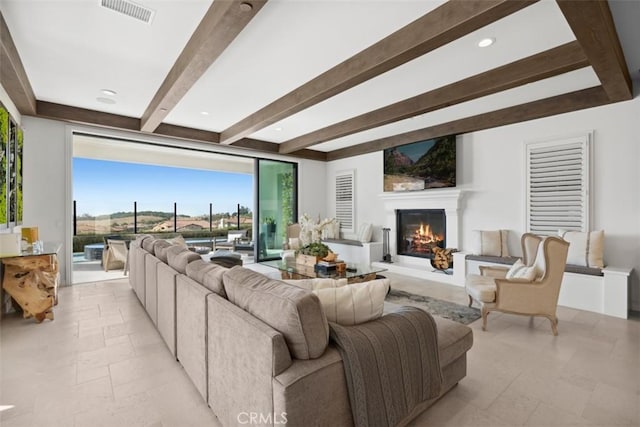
[1,243,61,323]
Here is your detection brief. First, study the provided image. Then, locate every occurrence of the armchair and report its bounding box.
[465,233,569,335]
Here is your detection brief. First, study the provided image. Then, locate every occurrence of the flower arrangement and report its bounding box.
[299,213,337,246]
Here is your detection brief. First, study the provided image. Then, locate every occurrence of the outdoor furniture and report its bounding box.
[103,239,129,274]
[213,229,252,252]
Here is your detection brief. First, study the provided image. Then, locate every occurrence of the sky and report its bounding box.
[73,158,253,217]
[390,139,436,162]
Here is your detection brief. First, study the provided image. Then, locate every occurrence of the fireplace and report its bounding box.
[396,209,446,258]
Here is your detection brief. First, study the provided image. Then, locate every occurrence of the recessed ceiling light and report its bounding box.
[101,89,117,96]
[96,97,116,104]
[478,38,495,48]
[201,111,209,116]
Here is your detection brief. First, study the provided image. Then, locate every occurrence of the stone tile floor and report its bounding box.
[1,271,638,426]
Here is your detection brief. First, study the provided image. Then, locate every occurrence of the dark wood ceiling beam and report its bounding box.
[280,41,588,154]
[0,11,36,115]
[326,86,610,161]
[219,0,538,145]
[35,101,326,161]
[140,0,268,133]
[37,101,141,130]
[557,0,632,102]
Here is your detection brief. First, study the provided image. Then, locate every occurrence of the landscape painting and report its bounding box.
[383,135,456,192]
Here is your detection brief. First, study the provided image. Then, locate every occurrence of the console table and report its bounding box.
[1,242,61,322]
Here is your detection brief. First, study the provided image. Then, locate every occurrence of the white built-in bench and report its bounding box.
[323,239,383,266]
[462,254,632,319]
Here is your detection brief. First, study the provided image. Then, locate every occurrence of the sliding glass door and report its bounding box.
[255,159,297,262]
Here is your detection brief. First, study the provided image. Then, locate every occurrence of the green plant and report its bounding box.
[296,242,330,258]
[263,216,276,225]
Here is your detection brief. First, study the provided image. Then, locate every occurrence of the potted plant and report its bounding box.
[295,242,331,266]
[263,216,276,234]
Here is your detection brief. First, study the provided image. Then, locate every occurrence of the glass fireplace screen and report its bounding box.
[396,209,446,258]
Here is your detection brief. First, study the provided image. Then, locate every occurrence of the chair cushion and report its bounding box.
[223,266,329,360]
[505,259,539,281]
[471,230,509,257]
[312,278,389,326]
[465,274,496,303]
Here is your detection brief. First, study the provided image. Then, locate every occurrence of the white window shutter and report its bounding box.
[335,170,355,233]
[525,132,591,235]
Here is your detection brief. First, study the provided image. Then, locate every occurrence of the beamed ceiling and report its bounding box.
[0,0,637,162]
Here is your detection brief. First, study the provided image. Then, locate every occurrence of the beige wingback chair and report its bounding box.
[465,233,569,335]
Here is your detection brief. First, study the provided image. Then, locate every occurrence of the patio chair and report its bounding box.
[103,239,129,275]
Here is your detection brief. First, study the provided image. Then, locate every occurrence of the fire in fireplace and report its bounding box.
[396,209,446,258]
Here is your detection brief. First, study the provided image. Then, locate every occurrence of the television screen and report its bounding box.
[383,135,456,192]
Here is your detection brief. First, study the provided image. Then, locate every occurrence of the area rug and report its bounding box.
[386,289,481,325]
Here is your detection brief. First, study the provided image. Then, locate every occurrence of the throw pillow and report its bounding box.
[505,259,539,281]
[313,278,390,326]
[283,278,348,291]
[357,222,373,243]
[558,230,604,268]
[471,230,509,257]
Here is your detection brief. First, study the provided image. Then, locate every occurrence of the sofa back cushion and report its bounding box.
[141,236,156,253]
[167,247,201,274]
[186,259,229,296]
[223,266,329,360]
[152,240,172,260]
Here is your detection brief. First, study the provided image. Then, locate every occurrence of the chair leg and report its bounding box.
[549,316,559,336]
[467,294,473,307]
[481,306,489,331]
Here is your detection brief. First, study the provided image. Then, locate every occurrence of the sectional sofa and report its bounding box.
[129,234,473,426]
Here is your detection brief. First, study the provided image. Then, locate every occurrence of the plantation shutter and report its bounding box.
[526,133,591,235]
[335,170,355,233]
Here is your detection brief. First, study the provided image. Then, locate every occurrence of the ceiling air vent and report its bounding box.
[101,0,155,24]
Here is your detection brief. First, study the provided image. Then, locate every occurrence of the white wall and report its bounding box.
[21,117,327,285]
[326,96,640,311]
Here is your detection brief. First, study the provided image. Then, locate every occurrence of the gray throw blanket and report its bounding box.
[329,306,443,427]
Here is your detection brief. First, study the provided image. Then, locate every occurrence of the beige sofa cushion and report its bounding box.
[167,247,201,274]
[152,240,172,260]
[186,260,228,296]
[141,236,156,253]
[313,278,389,326]
[223,267,329,360]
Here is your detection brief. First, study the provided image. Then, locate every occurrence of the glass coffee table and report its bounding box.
[260,259,387,284]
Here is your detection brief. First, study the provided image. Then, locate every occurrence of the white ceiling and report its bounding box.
[1,0,638,155]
